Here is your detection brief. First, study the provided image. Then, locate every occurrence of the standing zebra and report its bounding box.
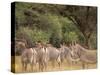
[71,43,97,69]
[21,48,37,71]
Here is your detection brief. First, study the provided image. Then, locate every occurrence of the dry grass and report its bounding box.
[11,55,97,73]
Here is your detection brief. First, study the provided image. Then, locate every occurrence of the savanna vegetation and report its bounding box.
[11,2,97,73]
[15,2,97,53]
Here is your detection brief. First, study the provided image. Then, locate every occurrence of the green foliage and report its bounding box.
[16,27,50,45]
[63,32,78,43]
[89,32,97,49]
[50,32,61,48]
[32,29,50,44]
[15,2,97,49]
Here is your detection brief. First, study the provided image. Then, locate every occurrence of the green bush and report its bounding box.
[63,32,79,44]
[16,27,50,47]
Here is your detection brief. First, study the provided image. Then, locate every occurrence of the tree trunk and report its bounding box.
[85,38,89,49]
[85,35,91,49]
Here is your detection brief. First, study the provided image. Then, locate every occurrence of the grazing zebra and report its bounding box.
[71,43,97,69]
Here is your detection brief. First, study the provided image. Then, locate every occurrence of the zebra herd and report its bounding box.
[20,43,97,72]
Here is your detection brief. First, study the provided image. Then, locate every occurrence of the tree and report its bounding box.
[62,6,97,48]
[15,2,97,49]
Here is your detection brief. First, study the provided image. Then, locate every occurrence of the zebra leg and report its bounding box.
[30,63,33,71]
[57,58,61,68]
[40,64,44,72]
[41,62,44,71]
[60,59,62,66]
[57,56,61,68]
[41,65,44,72]
[86,63,88,69]
[82,62,85,69]
[23,62,26,71]
[44,62,47,71]
[24,62,27,71]
[21,61,24,72]
[39,63,41,71]
[35,63,38,72]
